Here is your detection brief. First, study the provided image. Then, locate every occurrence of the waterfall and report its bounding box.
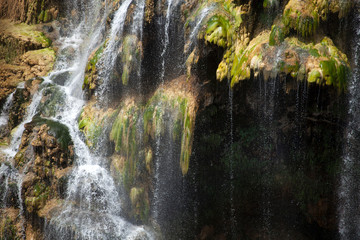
[96,0,133,100]
[0,91,14,127]
[338,5,360,239]
[159,0,174,83]
[42,0,153,238]
[0,0,153,238]
[3,90,43,158]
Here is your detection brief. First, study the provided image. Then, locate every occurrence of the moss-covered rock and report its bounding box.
[144,77,197,175]
[0,19,51,48]
[78,100,115,149]
[282,0,355,38]
[0,19,55,109]
[0,214,18,239]
[83,42,106,97]
[110,99,141,191]
[220,29,349,89]
[37,84,65,118]
[130,187,150,222]
[120,35,143,85]
[2,116,74,240]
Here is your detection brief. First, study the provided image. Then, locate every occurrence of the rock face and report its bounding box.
[0,19,55,107]
[0,117,74,239]
[0,0,61,24]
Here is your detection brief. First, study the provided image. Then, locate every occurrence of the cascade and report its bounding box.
[0,91,14,127]
[160,0,175,82]
[338,7,360,239]
[1,0,153,239]
[43,0,153,238]
[97,0,133,100]
[4,90,43,157]
[131,0,146,92]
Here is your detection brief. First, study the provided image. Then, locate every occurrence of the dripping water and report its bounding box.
[228,84,236,239]
[338,4,360,239]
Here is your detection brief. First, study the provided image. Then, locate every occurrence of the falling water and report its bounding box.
[97,0,133,99]
[131,0,146,91]
[228,85,236,239]
[3,90,43,158]
[0,92,14,126]
[186,5,214,53]
[43,0,153,238]
[338,6,360,239]
[160,0,178,82]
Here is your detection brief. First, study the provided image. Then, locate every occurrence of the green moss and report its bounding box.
[203,0,242,49]
[129,187,150,222]
[144,90,195,175]
[44,10,50,23]
[38,10,45,22]
[78,106,109,148]
[205,15,231,48]
[83,42,106,92]
[269,25,284,46]
[25,181,50,213]
[307,69,321,83]
[320,60,337,85]
[110,103,141,191]
[121,35,142,85]
[282,1,320,38]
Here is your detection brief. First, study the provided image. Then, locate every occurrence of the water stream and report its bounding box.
[97,0,133,100]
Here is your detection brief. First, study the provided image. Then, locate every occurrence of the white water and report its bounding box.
[0,92,14,126]
[131,0,146,91]
[3,90,43,158]
[338,7,360,239]
[131,0,146,37]
[97,0,133,99]
[44,0,153,238]
[186,5,214,52]
[160,0,179,83]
